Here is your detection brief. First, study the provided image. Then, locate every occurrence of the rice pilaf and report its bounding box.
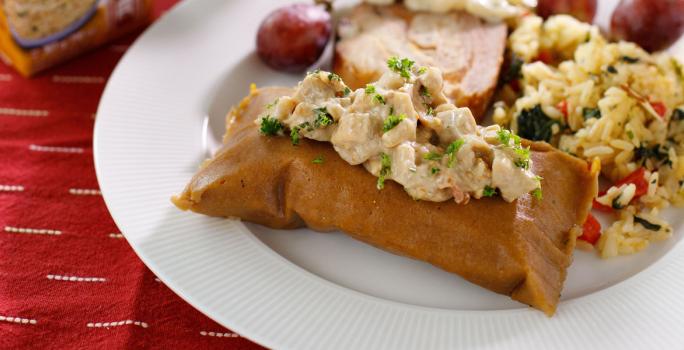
[496,14,684,258]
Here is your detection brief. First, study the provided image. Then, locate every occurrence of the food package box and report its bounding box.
[0,0,153,77]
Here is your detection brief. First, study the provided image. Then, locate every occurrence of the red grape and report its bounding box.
[611,0,684,52]
[537,0,597,23]
[256,4,331,72]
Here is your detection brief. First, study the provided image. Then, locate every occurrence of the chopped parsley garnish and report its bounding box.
[343,87,351,97]
[377,153,392,190]
[634,143,671,167]
[365,84,376,95]
[383,114,405,132]
[431,167,441,175]
[514,147,531,169]
[634,216,662,231]
[483,186,497,197]
[417,67,427,75]
[445,139,465,167]
[606,65,618,74]
[426,106,434,116]
[266,98,279,110]
[313,107,334,128]
[419,85,431,99]
[627,130,635,139]
[532,188,543,200]
[620,56,640,64]
[497,129,528,169]
[497,129,512,145]
[583,107,602,120]
[290,122,312,145]
[387,57,415,79]
[516,105,559,142]
[259,115,284,136]
[672,108,684,121]
[373,94,386,104]
[611,195,625,210]
[312,155,324,164]
[328,72,341,82]
[423,152,442,161]
[502,54,524,84]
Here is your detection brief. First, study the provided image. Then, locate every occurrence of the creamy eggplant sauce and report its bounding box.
[257,58,541,203]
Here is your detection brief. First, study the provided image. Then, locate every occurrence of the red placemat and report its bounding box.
[0,1,263,349]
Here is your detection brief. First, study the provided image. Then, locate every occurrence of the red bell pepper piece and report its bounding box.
[651,101,667,118]
[557,100,568,122]
[578,213,601,245]
[614,167,648,199]
[537,50,554,64]
[592,199,614,213]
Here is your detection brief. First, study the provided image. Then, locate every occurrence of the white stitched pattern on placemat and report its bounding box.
[0,108,48,117]
[0,315,37,325]
[200,331,240,338]
[29,144,84,153]
[4,226,61,235]
[0,185,24,192]
[68,188,101,196]
[47,275,106,282]
[87,320,148,328]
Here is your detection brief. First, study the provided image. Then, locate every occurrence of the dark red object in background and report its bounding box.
[536,0,597,23]
[256,3,331,72]
[0,1,263,349]
[611,0,684,52]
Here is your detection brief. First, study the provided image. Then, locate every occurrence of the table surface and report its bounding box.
[0,1,263,349]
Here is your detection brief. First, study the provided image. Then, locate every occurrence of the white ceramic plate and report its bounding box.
[94,1,684,348]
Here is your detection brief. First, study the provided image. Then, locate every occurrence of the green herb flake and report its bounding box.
[634,216,662,231]
[514,147,531,169]
[620,56,640,64]
[583,107,602,120]
[611,195,625,210]
[328,72,341,82]
[516,105,559,142]
[606,65,618,74]
[374,94,386,105]
[431,167,441,175]
[343,87,351,97]
[497,129,512,145]
[290,122,312,145]
[502,54,524,84]
[532,187,543,200]
[423,152,442,161]
[426,106,434,116]
[387,56,415,79]
[377,153,392,190]
[365,84,376,95]
[417,67,427,75]
[383,114,405,133]
[313,107,334,128]
[419,85,431,99]
[266,98,279,110]
[672,108,684,121]
[259,115,284,136]
[627,130,635,139]
[312,155,324,164]
[483,186,497,197]
[446,139,465,168]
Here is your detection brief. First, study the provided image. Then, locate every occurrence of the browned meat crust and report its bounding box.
[334,4,508,121]
[172,87,598,316]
